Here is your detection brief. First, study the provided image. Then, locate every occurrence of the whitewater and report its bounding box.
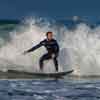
[0,17,100,76]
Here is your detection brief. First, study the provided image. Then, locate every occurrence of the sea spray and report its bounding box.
[0,17,100,76]
[64,24,100,76]
[0,18,63,73]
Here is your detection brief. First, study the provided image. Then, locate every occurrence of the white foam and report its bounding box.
[0,17,100,76]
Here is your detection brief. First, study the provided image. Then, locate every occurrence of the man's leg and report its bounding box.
[53,57,59,72]
[39,57,43,71]
[39,53,51,71]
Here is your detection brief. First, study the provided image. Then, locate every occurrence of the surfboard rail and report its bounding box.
[8,69,74,78]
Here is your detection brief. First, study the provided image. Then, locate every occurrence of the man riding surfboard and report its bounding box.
[23,32,59,72]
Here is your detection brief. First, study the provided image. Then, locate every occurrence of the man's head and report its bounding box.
[46,31,53,40]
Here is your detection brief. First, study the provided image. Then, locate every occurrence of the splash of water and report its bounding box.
[0,18,64,73]
[0,17,100,76]
[63,24,100,76]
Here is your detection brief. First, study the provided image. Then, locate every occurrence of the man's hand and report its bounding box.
[22,51,28,55]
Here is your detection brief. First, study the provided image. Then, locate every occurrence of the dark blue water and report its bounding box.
[0,78,99,100]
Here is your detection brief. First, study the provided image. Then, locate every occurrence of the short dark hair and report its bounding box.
[46,31,53,36]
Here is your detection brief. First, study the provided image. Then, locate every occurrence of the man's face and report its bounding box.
[47,33,53,40]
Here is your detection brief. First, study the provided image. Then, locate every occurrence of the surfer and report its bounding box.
[23,32,59,72]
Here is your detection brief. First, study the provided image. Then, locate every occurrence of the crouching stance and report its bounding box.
[23,32,59,72]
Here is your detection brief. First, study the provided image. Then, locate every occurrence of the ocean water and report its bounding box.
[0,78,100,100]
[0,17,100,99]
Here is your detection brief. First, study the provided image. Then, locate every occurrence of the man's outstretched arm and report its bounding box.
[23,42,43,55]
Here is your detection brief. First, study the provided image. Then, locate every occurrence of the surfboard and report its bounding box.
[8,69,74,78]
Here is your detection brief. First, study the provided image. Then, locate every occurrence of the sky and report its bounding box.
[0,0,100,20]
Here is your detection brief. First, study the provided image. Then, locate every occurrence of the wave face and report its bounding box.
[0,17,100,76]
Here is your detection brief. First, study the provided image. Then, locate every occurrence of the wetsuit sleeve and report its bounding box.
[26,40,45,53]
[54,40,59,54]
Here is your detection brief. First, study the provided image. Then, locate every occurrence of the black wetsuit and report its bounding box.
[26,39,59,71]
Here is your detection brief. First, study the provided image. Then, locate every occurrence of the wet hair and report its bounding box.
[46,31,53,36]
